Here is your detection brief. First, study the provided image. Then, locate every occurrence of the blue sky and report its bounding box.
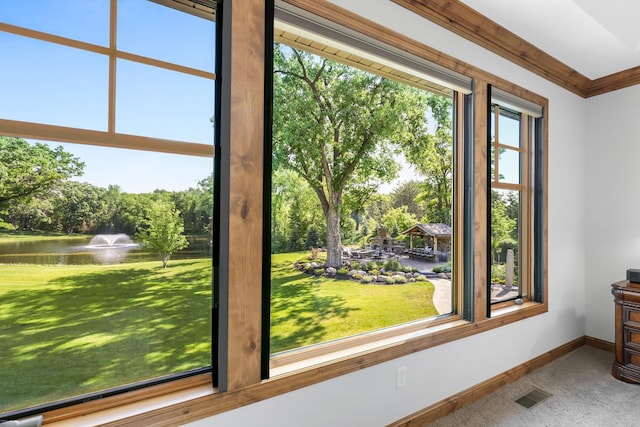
[0,0,215,193]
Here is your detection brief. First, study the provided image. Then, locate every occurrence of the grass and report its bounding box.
[1,249,438,413]
[0,231,89,244]
[0,259,212,413]
[270,252,438,353]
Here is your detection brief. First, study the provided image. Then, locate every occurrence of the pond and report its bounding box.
[0,234,212,265]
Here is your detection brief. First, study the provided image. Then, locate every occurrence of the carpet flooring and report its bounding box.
[426,346,640,426]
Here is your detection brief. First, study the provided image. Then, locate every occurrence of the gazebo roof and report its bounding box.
[402,223,452,238]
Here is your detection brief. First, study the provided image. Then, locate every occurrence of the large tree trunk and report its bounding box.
[325,206,342,268]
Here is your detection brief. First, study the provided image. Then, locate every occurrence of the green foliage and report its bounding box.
[305,226,322,249]
[393,275,407,284]
[350,261,362,270]
[273,44,432,267]
[490,190,518,263]
[390,180,427,220]
[381,206,417,238]
[0,137,84,214]
[138,199,189,268]
[383,258,402,272]
[271,169,324,253]
[432,263,452,274]
[52,181,106,234]
[359,275,372,284]
[404,95,454,225]
[491,263,506,284]
[337,267,349,276]
[366,261,381,271]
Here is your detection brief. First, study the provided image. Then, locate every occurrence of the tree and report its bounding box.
[381,206,418,238]
[0,137,84,214]
[404,95,454,224]
[389,180,427,220]
[273,45,431,267]
[6,197,53,231]
[52,181,107,234]
[139,198,189,268]
[490,190,517,263]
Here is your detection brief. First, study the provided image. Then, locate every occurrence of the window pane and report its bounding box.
[498,148,520,184]
[0,33,108,130]
[116,59,215,143]
[0,0,109,46]
[499,109,521,148]
[490,189,520,304]
[0,138,213,413]
[271,39,454,355]
[117,0,216,72]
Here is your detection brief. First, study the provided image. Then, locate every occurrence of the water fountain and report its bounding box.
[84,233,140,264]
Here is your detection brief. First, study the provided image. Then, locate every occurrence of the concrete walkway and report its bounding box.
[429,278,453,314]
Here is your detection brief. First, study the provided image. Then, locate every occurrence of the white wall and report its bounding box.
[585,85,640,342]
[188,1,589,425]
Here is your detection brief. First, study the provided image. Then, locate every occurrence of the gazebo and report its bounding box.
[401,223,452,253]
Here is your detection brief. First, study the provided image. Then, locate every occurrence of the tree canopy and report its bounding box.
[272,44,432,267]
[0,137,84,211]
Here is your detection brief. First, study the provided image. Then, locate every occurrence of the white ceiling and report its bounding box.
[459,0,640,80]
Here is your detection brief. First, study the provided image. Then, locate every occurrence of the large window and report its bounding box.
[488,87,544,310]
[1,0,549,424]
[268,4,470,365]
[0,0,216,418]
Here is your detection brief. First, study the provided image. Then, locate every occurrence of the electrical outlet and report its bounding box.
[396,366,407,388]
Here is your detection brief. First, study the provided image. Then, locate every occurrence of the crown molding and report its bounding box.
[393,0,640,98]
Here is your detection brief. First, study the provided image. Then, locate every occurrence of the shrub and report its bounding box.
[383,258,402,272]
[393,275,407,284]
[360,275,373,284]
[337,267,349,276]
[415,274,427,282]
[433,263,452,273]
[385,276,395,285]
[350,261,362,270]
[366,261,380,271]
[491,263,506,283]
[369,269,379,276]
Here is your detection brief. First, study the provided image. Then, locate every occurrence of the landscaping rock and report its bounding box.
[326,267,337,277]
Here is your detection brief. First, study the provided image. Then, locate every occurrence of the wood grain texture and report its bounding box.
[392,0,640,98]
[392,0,590,97]
[473,80,488,321]
[585,336,615,353]
[225,0,266,391]
[588,66,640,97]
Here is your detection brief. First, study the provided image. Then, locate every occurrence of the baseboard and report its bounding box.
[387,336,611,427]
[585,335,615,352]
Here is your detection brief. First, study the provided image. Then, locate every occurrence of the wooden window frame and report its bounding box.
[2,1,548,425]
[489,105,531,307]
[488,84,546,313]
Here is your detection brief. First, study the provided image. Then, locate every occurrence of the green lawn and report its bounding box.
[270,252,438,353]
[0,230,88,243]
[0,259,212,413]
[1,249,438,413]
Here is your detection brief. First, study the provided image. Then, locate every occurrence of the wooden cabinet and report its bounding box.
[612,280,640,383]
